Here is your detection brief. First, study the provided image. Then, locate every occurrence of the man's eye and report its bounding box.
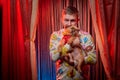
[64,19,69,21]
[71,20,76,22]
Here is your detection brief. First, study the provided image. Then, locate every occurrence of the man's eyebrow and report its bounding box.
[64,19,69,21]
[71,19,76,21]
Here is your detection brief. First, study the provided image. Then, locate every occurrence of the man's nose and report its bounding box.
[68,21,72,26]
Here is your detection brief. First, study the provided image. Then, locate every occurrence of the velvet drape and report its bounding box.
[36,0,95,80]
[1,0,33,80]
[1,0,120,80]
[89,0,120,80]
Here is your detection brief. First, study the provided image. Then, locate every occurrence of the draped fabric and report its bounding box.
[30,0,38,80]
[36,0,94,80]
[1,0,37,80]
[89,0,120,80]
[1,0,120,80]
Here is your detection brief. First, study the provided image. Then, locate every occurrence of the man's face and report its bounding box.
[62,14,78,29]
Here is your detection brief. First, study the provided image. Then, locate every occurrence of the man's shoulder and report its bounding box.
[79,30,94,44]
[51,29,64,35]
[79,30,90,36]
[79,30,93,40]
[50,29,64,39]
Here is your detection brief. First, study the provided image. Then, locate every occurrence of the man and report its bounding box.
[49,6,96,80]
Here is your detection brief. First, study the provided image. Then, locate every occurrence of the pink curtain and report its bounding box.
[89,0,120,80]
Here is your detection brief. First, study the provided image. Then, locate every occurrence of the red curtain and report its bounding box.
[1,0,32,80]
[1,0,120,80]
[36,0,96,80]
[89,0,120,80]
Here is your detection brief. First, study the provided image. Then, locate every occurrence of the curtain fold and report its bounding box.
[36,0,93,80]
[89,0,120,79]
[1,0,32,80]
[30,0,39,80]
[1,0,120,80]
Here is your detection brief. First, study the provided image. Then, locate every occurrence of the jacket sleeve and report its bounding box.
[49,32,71,62]
[81,34,97,64]
[49,32,60,61]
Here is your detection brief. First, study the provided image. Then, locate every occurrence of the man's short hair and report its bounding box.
[62,6,78,15]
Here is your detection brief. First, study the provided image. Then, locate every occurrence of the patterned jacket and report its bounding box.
[49,29,96,80]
